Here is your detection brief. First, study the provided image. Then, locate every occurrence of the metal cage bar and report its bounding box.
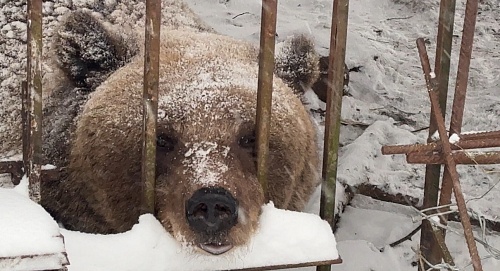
[256,0,278,200]
[1,0,348,270]
[419,0,456,265]
[320,0,349,231]
[141,0,162,214]
[26,0,43,203]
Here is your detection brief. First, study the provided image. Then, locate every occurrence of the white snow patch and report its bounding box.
[449,133,460,144]
[12,174,29,198]
[0,188,66,270]
[62,202,339,271]
[431,130,440,141]
[183,142,230,186]
[431,132,461,143]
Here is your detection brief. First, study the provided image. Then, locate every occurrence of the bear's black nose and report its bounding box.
[186,187,238,234]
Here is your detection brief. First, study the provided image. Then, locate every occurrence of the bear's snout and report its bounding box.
[185,187,239,255]
[186,187,238,234]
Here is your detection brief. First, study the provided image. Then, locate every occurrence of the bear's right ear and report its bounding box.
[274,34,320,96]
[53,11,138,91]
[311,56,350,103]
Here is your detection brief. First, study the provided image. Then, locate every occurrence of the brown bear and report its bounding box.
[41,6,321,256]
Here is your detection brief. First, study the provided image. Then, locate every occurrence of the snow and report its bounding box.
[183,142,230,186]
[62,203,338,271]
[1,0,500,270]
[449,133,461,144]
[430,132,461,143]
[329,195,500,271]
[0,186,67,270]
[0,188,64,258]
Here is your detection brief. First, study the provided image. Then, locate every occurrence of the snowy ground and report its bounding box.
[1,0,500,270]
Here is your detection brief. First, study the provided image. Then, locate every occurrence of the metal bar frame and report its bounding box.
[26,0,43,203]
[437,0,480,247]
[419,0,456,266]
[141,0,162,214]
[256,0,278,200]
[1,0,350,270]
[417,37,482,271]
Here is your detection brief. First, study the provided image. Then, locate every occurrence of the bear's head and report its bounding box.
[44,11,321,255]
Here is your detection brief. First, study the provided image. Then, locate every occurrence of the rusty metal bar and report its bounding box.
[448,0,479,137]
[256,0,278,200]
[461,130,500,140]
[232,258,343,271]
[382,138,500,155]
[21,80,30,176]
[26,0,43,203]
[317,0,349,270]
[437,1,481,263]
[417,38,482,271]
[320,0,349,230]
[21,80,31,185]
[408,151,500,164]
[430,224,456,267]
[141,0,161,214]
[419,0,456,266]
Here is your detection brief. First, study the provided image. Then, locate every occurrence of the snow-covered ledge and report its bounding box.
[1,177,339,271]
[0,187,68,271]
[63,203,339,271]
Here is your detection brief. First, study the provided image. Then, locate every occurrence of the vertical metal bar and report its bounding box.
[256,0,278,200]
[26,0,43,203]
[438,0,480,228]
[141,0,161,214]
[417,38,482,271]
[419,0,456,267]
[318,0,349,270]
[21,81,30,174]
[319,0,349,230]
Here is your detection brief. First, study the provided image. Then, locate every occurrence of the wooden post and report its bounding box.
[141,0,162,214]
[256,0,278,200]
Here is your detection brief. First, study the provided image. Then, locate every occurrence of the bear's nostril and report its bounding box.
[215,204,231,219]
[193,203,208,218]
[186,187,238,234]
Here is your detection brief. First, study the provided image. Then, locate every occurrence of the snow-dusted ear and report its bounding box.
[311,56,350,103]
[274,34,320,96]
[53,11,138,91]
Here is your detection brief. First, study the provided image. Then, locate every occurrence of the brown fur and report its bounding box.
[41,11,320,252]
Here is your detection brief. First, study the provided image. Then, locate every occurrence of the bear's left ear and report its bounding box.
[53,11,138,91]
[274,34,320,96]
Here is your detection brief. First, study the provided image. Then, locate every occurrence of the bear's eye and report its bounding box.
[157,133,177,152]
[238,132,256,150]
